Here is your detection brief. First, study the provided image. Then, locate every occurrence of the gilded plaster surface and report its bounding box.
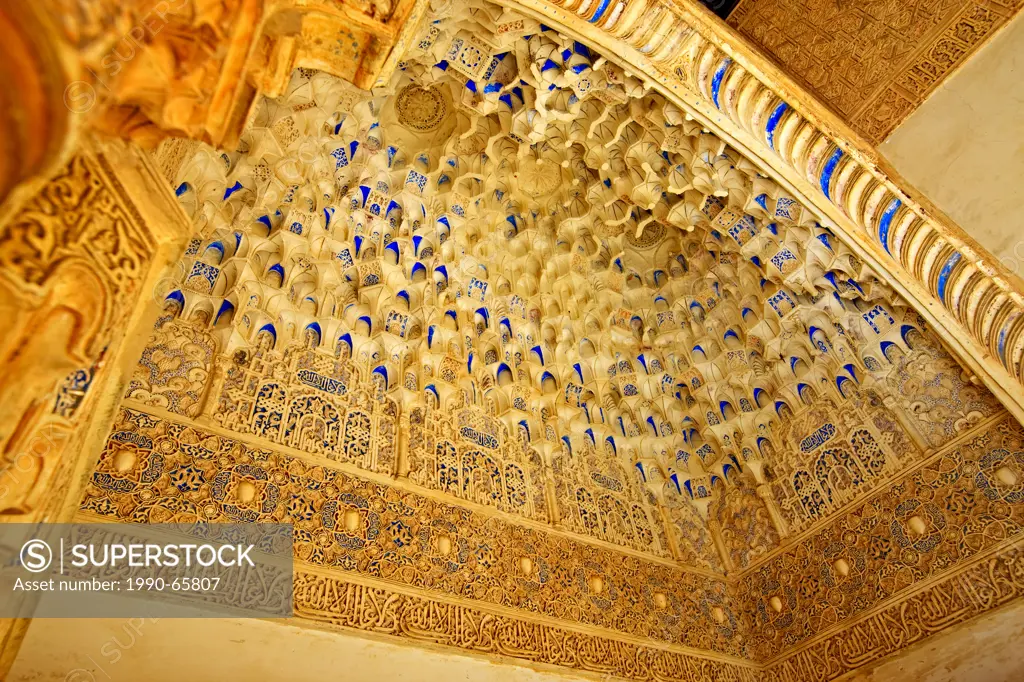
[2,0,1024,678]
[58,1,1024,679]
[728,0,1024,143]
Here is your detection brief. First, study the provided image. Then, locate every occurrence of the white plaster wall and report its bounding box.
[12,602,1024,682]
[881,10,1024,287]
[8,618,597,682]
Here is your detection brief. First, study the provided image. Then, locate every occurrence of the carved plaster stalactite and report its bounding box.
[0,136,191,675]
[507,0,1024,426]
[1,0,430,213]
[756,483,790,540]
[4,1,1023,679]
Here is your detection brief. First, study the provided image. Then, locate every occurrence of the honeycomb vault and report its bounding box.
[71,1,1024,680]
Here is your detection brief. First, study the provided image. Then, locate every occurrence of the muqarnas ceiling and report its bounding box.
[137,0,1003,568]
[97,0,1020,676]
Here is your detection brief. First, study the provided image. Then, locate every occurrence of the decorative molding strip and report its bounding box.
[763,538,1024,681]
[292,569,760,682]
[501,0,1024,426]
[78,404,1024,678]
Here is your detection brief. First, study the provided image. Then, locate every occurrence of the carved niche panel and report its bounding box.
[0,144,177,515]
[551,437,671,557]
[211,343,398,475]
[768,398,913,534]
[407,404,548,521]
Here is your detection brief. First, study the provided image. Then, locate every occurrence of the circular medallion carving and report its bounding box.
[625,222,666,250]
[396,85,448,132]
[514,159,560,198]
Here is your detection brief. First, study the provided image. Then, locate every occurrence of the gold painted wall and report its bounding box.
[881,9,1024,291]
[728,0,1024,143]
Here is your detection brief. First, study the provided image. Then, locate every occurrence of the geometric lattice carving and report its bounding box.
[214,342,397,475]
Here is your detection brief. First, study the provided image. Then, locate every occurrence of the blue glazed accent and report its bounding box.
[175,183,188,197]
[711,58,731,109]
[766,102,788,150]
[937,252,961,303]
[878,198,901,254]
[998,325,1008,363]
[222,180,243,201]
[820,148,843,199]
[590,0,611,23]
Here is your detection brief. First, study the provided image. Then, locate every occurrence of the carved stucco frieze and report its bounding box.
[83,406,744,657]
